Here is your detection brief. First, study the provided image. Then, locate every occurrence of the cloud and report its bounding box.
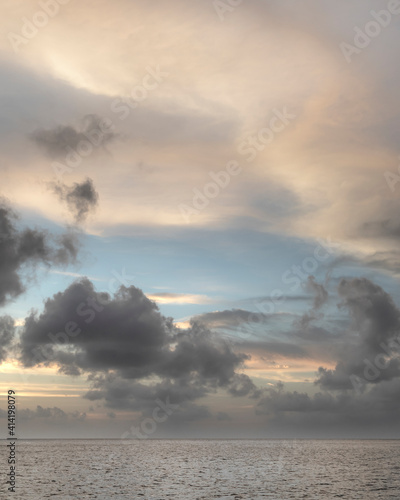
[363,251,400,275]
[84,374,213,425]
[192,304,337,356]
[361,219,400,240]
[256,378,400,435]
[30,114,118,159]
[192,308,324,361]
[15,406,86,422]
[292,277,330,339]
[216,411,232,421]
[52,178,99,223]
[18,278,255,419]
[306,276,328,311]
[0,200,79,307]
[191,309,272,329]
[238,340,307,360]
[1,0,399,253]
[3,0,400,436]
[228,373,262,398]
[146,293,213,305]
[315,278,400,391]
[255,278,400,433]
[0,316,15,363]
[257,381,335,415]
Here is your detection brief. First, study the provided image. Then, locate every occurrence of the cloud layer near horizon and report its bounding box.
[17,277,260,421]
[1,270,397,432]
[1,0,400,437]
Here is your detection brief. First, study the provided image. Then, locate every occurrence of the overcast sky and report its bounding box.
[1,0,400,438]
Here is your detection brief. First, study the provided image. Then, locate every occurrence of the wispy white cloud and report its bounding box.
[146,293,214,305]
[49,270,103,281]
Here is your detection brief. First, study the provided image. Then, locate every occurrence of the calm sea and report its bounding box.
[2,439,400,499]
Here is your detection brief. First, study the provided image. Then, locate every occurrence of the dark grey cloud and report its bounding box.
[328,250,400,279]
[52,178,99,223]
[293,316,332,343]
[354,195,400,244]
[292,277,330,339]
[306,276,328,311]
[238,340,307,359]
[0,316,15,363]
[54,232,80,265]
[16,405,86,422]
[192,309,304,346]
[256,378,400,435]
[228,373,261,398]
[84,374,209,410]
[257,382,336,415]
[360,219,400,240]
[166,403,211,424]
[30,114,118,159]
[18,279,254,418]
[315,277,400,391]
[195,282,339,364]
[216,411,232,421]
[19,279,168,373]
[84,374,212,425]
[191,309,272,330]
[0,201,79,307]
[364,251,400,275]
[254,278,400,433]
[247,184,308,220]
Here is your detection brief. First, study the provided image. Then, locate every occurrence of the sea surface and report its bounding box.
[1,439,400,499]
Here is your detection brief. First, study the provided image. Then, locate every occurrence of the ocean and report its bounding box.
[2,439,400,499]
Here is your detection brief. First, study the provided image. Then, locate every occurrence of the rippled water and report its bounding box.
[1,439,400,499]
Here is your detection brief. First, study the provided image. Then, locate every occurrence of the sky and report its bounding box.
[1,0,400,439]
